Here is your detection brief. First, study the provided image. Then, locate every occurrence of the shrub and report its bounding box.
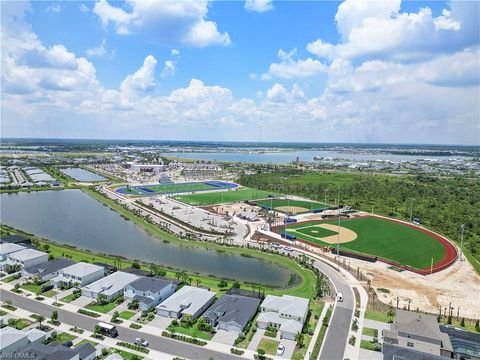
[78,309,101,318]
[231,348,244,355]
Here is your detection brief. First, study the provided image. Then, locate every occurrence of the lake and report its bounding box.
[0,190,291,286]
[59,168,107,182]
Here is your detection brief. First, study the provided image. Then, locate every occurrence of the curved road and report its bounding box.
[0,289,242,360]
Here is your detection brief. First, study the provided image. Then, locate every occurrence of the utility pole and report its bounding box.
[337,187,341,270]
[460,224,465,261]
[409,198,415,223]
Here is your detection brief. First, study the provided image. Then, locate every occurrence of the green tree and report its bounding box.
[51,310,58,322]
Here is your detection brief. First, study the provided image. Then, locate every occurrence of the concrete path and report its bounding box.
[247,328,265,351]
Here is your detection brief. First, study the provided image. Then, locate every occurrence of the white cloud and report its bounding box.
[306,39,334,59]
[161,60,176,79]
[266,83,288,102]
[245,0,274,13]
[86,39,115,58]
[262,48,327,79]
[46,3,62,14]
[92,0,230,47]
[79,4,89,13]
[120,55,157,98]
[171,49,180,57]
[249,72,258,80]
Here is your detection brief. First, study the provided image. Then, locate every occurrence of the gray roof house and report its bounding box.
[382,309,454,359]
[0,242,26,261]
[51,262,105,288]
[4,248,48,269]
[81,271,138,301]
[156,286,216,321]
[22,258,75,282]
[0,327,29,355]
[0,235,31,245]
[202,294,261,332]
[124,276,177,310]
[18,341,96,360]
[257,295,309,340]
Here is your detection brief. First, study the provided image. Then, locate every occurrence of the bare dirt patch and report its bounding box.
[275,205,309,214]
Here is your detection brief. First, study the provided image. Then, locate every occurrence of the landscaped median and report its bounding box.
[309,304,333,359]
[162,330,208,346]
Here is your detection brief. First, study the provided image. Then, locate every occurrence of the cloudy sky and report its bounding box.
[1,0,479,144]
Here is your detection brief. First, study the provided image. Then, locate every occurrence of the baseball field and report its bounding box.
[116,181,237,196]
[173,188,272,205]
[274,216,457,271]
[255,198,328,214]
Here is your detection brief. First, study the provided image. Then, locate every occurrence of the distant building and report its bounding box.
[156,286,216,321]
[382,309,454,359]
[0,235,31,246]
[257,295,309,340]
[130,163,166,173]
[236,211,260,222]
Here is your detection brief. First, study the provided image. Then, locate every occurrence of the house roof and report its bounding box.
[261,295,309,318]
[23,258,75,277]
[25,328,47,343]
[9,248,47,261]
[392,309,453,351]
[82,271,138,296]
[61,262,104,277]
[18,341,95,360]
[280,319,303,334]
[156,286,216,316]
[0,235,29,244]
[128,276,174,293]
[382,343,448,360]
[202,294,260,329]
[0,326,28,349]
[0,242,26,255]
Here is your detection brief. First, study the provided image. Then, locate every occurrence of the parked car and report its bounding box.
[62,340,73,348]
[336,292,343,302]
[41,284,54,293]
[283,247,293,252]
[134,338,149,347]
[277,343,285,355]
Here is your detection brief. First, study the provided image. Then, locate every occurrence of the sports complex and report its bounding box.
[272,216,457,275]
[115,180,238,196]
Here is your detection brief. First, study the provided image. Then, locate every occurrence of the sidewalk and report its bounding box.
[304,301,331,360]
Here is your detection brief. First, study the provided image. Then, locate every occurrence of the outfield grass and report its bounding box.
[173,188,272,205]
[255,198,328,214]
[284,217,446,269]
[117,181,235,196]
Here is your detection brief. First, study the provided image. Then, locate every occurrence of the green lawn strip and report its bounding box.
[258,338,280,356]
[20,283,45,294]
[167,324,213,340]
[74,339,98,348]
[43,290,58,298]
[61,292,81,303]
[173,188,272,205]
[286,217,446,269]
[56,332,77,344]
[364,310,390,323]
[362,327,378,337]
[118,311,136,320]
[3,274,21,283]
[255,198,328,213]
[12,319,33,330]
[110,349,143,360]
[360,339,381,351]
[85,301,119,314]
[292,300,325,360]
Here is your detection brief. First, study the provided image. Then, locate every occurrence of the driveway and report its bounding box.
[148,316,172,329]
[359,348,383,360]
[279,339,296,359]
[247,329,265,351]
[70,295,93,307]
[211,330,238,346]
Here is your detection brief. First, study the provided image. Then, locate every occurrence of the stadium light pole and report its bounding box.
[409,198,415,223]
[337,187,341,270]
[460,224,465,261]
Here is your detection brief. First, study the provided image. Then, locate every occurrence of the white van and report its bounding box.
[336,292,343,302]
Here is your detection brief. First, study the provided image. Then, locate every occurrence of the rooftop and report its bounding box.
[23,258,75,277]
[0,326,28,349]
[0,242,26,254]
[82,271,138,296]
[261,294,309,318]
[9,248,47,261]
[128,276,174,293]
[203,294,260,328]
[156,285,216,315]
[61,262,104,277]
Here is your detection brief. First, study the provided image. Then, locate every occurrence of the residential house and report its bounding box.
[18,342,96,360]
[382,309,454,359]
[156,286,216,321]
[0,242,25,261]
[257,294,310,340]
[0,327,29,355]
[202,294,260,332]
[81,271,138,301]
[51,262,105,288]
[124,276,177,310]
[0,235,31,246]
[22,258,75,282]
[4,248,48,269]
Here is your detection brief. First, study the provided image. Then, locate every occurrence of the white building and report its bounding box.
[0,327,29,355]
[0,243,25,261]
[81,271,138,301]
[257,295,309,340]
[51,262,105,288]
[124,276,177,310]
[130,164,166,173]
[4,248,48,269]
[156,286,216,320]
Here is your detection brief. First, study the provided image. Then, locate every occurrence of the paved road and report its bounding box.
[1,289,242,360]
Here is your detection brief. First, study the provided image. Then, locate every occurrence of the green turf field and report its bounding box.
[282,217,446,269]
[173,188,272,205]
[255,198,328,214]
[121,182,216,195]
[294,226,338,238]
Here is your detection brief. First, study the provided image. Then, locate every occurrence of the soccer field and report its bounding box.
[173,188,272,205]
[116,181,237,196]
[255,198,328,214]
[278,217,450,270]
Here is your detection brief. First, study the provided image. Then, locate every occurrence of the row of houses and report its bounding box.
[1,236,310,339]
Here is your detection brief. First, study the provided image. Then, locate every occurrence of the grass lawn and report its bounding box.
[43,290,58,298]
[14,319,33,330]
[21,283,45,294]
[258,338,280,356]
[109,349,143,360]
[85,301,119,314]
[360,339,381,351]
[364,310,390,323]
[118,311,136,320]
[167,323,213,340]
[362,327,378,337]
[61,292,81,303]
[284,217,446,269]
[256,198,328,214]
[3,274,21,283]
[173,188,272,205]
[74,339,98,348]
[292,300,325,360]
[56,332,77,344]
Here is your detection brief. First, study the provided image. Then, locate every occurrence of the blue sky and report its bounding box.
[1,0,479,144]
